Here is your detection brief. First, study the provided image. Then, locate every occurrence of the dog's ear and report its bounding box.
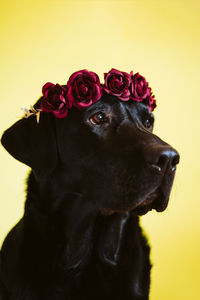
[1,113,57,178]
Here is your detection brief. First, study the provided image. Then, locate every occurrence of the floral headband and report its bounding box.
[23,68,156,122]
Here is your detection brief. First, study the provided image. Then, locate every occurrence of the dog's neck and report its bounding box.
[25,171,132,270]
[96,212,130,266]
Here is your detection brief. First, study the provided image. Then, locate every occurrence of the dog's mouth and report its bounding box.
[134,170,176,215]
[134,187,164,215]
[88,157,177,216]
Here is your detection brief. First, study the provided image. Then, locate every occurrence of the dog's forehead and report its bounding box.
[84,94,152,120]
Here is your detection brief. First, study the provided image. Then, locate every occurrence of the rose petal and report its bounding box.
[53,108,68,118]
[42,82,54,95]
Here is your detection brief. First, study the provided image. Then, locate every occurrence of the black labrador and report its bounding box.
[0,94,179,299]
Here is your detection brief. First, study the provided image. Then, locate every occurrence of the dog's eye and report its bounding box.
[90,112,108,125]
[144,119,152,129]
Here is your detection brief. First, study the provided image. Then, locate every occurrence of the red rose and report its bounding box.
[145,95,157,112]
[41,83,71,118]
[104,68,131,101]
[66,70,103,109]
[130,72,151,101]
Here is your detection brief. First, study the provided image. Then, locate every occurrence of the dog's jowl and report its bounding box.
[0,69,179,300]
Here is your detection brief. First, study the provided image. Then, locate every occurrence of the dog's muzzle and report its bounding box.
[135,144,180,215]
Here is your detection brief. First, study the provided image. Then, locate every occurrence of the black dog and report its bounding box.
[0,94,179,299]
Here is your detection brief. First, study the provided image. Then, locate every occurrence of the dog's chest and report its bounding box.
[51,215,151,300]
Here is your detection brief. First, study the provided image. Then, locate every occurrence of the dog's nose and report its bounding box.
[146,145,180,173]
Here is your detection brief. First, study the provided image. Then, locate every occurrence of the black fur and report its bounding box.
[0,94,179,299]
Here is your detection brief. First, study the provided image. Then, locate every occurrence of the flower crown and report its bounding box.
[23,69,156,122]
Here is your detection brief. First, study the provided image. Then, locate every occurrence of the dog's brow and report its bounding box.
[86,102,107,113]
[125,106,135,122]
[120,103,136,123]
[117,102,128,120]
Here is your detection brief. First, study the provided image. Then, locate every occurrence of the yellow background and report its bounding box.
[0,0,199,299]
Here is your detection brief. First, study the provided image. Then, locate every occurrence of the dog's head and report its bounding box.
[1,94,179,215]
